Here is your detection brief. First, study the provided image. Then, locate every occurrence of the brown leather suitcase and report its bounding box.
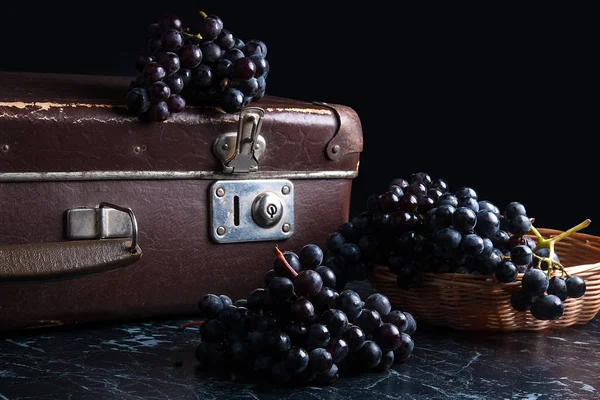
[0,72,363,331]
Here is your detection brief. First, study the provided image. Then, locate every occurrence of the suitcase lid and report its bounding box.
[0,72,362,181]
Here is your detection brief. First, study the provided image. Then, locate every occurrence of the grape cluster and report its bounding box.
[325,172,590,321]
[189,245,416,386]
[126,12,269,122]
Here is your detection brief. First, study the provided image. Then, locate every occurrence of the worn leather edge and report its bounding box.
[313,102,364,161]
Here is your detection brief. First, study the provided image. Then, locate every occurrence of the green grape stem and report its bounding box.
[530,219,591,278]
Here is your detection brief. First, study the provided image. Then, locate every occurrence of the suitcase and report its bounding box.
[0,72,363,331]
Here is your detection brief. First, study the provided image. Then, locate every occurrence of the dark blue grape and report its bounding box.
[340,243,361,263]
[199,294,223,318]
[510,290,535,311]
[327,339,349,364]
[478,248,503,275]
[295,270,323,298]
[531,295,564,320]
[375,350,395,372]
[459,197,479,212]
[435,227,462,249]
[250,55,269,78]
[438,193,459,208]
[356,341,382,370]
[433,179,449,192]
[427,188,443,201]
[269,276,294,301]
[336,290,363,322]
[308,348,333,374]
[507,214,532,235]
[321,309,348,337]
[403,312,417,335]
[364,293,392,317]
[461,233,484,256]
[236,77,259,97]
[310,287,337,314]
[198,16,222,41]
[475,210,500,238]
[410,172,432,188]
[313,363,338,385]
[382,310,408,332]
[548,276,568,301]
[372,323,402,352]
[479,238,494,259]
[435,204,456,228]
[273,251,302,277]
[478,200,501,216]
[511,245,533,266]
[394,333,414,362]
[342,326,365,352]
[504,202,527,219]
[566,276,586,298]
[452,207,477,233]
[215,29,235,50]
[220,88,244,113]
[125,88,151,114]
[491,230,510,250]
[299,244,324,269]
[522,268,549,295]
[456,187,478,200]
[356,309,382,335]
[290,299,315,324]
[306,324,330,350]
[495,260,518,282]
[285,347,309,373]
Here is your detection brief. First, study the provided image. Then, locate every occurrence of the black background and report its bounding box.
[0,2,597,235]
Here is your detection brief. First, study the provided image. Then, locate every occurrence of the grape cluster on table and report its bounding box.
[126,12,269,122]
[191,244,416,386]
[324,172,587,322]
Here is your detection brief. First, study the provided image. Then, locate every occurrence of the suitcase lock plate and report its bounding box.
[210,179,294,243]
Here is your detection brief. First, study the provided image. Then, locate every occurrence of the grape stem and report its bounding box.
[182,31,203,40]
[177,320,204,332]
[531,219,591,278]
[274,246,298,278]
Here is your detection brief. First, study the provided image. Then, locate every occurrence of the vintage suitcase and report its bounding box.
[0,72,363,331]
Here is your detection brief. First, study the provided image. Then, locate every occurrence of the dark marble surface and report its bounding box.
[1,302,599,399]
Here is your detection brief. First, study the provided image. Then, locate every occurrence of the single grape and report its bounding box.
[196,42,220,65]
[161,29,183,51]
[244,39,268,57]
[479,238,494,258]
[313,363,338,385]
[339,243,361,263]
[459,197,479,212]
[273,251,302,277]
[548,276,568,301]
[372,323,402,352]
[356,309,382,335]
[215,29,235,50]
[379,192,399,213]
[394,333,414,362]
[452,207,477,233]
[295,270,323,298]
[427,188,443,201]
[198,16,222,41]
[149,101,170,122]
[435,204,456,228]
[232,57,257,80]
[456,187,478,200]
[233,38,245,50]
[531,295,564,320]
[156,52,180,75]
[505,202,527,219]
[125,88,151,114]
[177,68,192,86]
[218,295,232,307]
[403,312,417,335]
[143,62,166,83]
[478,200,501,216]
[315,266,336,288]
[364,293,392,317]
[336,290,363,322]
[495,260,518,283]
[438,193,459,207]
[150,81,171,102]
[236,77,259,97]
[306,324,331,350]
[166,94,186,113]
[417,195,436,213]
[269,276,295,301]
[435,227,462,250]
[199,294,224,318]
[510,245,533,266]
[250,55,269,78]
[179,44,202,69]
[510,290,535,311]
[522,268,549,295]
[163,74,184,94]
[356,341,382,370]
[375,350,395,372]
[308,348,333,374]
[159,14,182,32]
[310,287,337,314]
[285,348,309,373]
[320,309,348,337]
[566,276,586,298]
[432,179,449,192]
[507,215,532,236]
[213,59,233,79]
[390,178,409,189]
[327,339,349,364]
[410,172,432,188]
[398,193,419,213]
[299,244,324,269]
[220,88,244,113]
[148,38,162,54]
[291,299,316,324]
[474,210,500,238]
[461,233,484,256]
[326,232,345,252]
[382,310,408,332]
[233,299,248,308]
[224,48,245,62]
[405,182,427,197]
[491,230,510,250]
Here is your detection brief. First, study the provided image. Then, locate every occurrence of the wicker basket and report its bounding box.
[370,228,600,331]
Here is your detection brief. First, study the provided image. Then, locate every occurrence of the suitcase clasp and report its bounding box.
[212,107,266,174]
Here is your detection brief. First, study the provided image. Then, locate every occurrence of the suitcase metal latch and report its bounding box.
[212,107,266,174]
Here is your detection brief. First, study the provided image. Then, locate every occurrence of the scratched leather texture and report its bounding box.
[0,239,141,283]
[0,72,362,173]
[0,179,353,331]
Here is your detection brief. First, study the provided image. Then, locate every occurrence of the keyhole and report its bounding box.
[267,204,277,218]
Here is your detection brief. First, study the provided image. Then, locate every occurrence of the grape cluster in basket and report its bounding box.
[125,12,269,122]
[324,172,590,321]
[179,245,416,386]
